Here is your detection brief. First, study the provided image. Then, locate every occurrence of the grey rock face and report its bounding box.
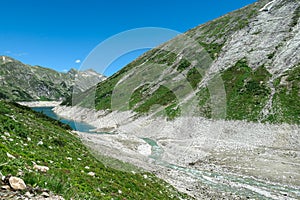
[209,0,299,76]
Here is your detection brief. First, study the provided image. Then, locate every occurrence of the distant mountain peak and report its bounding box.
[0,56,105,101]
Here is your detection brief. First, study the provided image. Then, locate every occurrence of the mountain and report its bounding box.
[73,0,299,124]
[0,56,105,101]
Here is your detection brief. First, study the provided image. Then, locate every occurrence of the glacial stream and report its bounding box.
[33,107,299,200]
[143,138,300,200]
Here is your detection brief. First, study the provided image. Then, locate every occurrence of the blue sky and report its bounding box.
[0,0,257,76]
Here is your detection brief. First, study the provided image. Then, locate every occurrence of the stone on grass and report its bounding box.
[8,177,26,190]
[33,164,49,173]
[87,172,95,177]
[6,152,16,159]
[4,132,10,137]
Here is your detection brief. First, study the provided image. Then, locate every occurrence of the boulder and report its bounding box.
[8,177,26,190]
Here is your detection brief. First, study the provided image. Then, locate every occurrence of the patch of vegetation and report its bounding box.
[176,59,191,72]
[134,85,178,116]
[198,42,224,60]
[290,5,300,28]
[148,49,177,66]
[267,52,276,59]
[197,87,212,118]
[221,59,271,121]
[187,68,203,89]
[269,65,300,124]
[129,84,149,109]
[0,100,190,199]
[165,103,181,120]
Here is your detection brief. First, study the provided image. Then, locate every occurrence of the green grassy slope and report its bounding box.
[0,100,189,199]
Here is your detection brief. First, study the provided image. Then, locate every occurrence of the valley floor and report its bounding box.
[53,105,300,199]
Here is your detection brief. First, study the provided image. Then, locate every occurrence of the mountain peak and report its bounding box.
[0,55,16,64]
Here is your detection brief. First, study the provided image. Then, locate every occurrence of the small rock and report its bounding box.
[4,132,10,137]
[87,172,95,177]
[41,191,50,197]
[33,164,49,173]
[1,185,11,190]
[66,157,72,161]
[6,152,16,159]
[9,177,26,190]
[17,171,24,176]
[25,191,33,198]
[85,166,90,169]
[0,171,3,179]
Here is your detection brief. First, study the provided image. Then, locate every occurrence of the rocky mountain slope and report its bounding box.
[0,56,105,101]
[74,0,299,124]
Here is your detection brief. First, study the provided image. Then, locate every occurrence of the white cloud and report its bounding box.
[75,59,81,64]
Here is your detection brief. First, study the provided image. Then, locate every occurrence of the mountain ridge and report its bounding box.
[0,56,105,101]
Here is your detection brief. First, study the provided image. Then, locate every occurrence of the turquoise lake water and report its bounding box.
[31,107,97,133]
